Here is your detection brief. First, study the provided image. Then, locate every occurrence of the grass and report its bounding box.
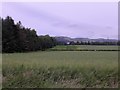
[2,45,119,88]
[49,45,119,51]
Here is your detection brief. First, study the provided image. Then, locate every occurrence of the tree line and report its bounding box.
[56,41,120,46]
[67,41,119,45]
[2,16,57,53]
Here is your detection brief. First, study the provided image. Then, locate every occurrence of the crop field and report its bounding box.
[2,45,119,88]
[49,45,119,51]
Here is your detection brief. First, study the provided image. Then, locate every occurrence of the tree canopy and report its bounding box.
[2,16,57,53]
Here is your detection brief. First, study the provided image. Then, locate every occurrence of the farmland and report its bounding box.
[49,45,119,51]
[2,45,119,88]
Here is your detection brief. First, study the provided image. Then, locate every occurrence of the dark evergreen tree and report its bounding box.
[2,16,57,53]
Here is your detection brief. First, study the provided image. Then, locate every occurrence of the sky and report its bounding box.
[1,2,118,39]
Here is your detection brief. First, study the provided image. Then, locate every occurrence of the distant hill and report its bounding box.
[54,36,118,44]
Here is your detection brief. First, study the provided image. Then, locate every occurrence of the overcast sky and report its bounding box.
[2,2,118,39]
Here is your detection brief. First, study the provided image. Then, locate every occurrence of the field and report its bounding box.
[2,45,119,88]
[49,45,119,51]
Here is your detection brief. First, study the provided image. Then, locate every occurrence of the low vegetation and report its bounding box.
[49,45,119,51]
[2,49,118,88]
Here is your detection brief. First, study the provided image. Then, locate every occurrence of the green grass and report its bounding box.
[2,45,119,88]
[49,45,119,51]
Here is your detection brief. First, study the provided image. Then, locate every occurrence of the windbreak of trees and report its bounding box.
[2,16,57,53]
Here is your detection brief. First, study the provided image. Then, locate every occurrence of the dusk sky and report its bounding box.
[2,2,118,39]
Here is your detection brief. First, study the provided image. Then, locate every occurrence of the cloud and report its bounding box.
[2,2,117,39]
